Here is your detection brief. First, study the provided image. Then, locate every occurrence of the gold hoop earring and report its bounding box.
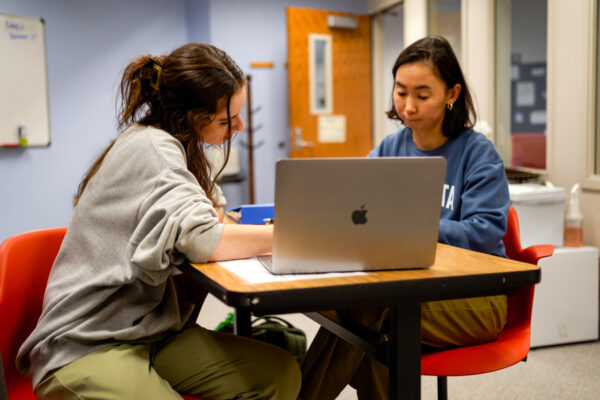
[446,103,454,111]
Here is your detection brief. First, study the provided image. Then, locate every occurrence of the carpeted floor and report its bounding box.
[198,295,600,399]
[336,340,600,399]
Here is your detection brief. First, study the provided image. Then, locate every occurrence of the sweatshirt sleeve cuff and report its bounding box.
[182,222,224,263]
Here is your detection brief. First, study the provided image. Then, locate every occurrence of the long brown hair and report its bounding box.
[74,43,245,206]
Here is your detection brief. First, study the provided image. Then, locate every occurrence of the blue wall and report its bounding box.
[0,0,365,242]
[0,0,204,242]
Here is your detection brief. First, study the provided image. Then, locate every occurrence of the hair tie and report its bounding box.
[141,63,163,91]
[150,64,162,91]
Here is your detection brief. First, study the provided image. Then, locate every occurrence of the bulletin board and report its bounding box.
[0,13,50,147]
[511,61,547,133]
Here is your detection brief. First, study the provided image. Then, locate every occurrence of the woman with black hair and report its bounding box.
[300,36,510,400]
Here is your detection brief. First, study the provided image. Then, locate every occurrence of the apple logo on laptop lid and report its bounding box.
[351,205,368,225]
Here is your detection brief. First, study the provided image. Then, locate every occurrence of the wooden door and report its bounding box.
[287,7,372,158]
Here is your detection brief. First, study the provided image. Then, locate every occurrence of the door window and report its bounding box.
[309,34,333,114]
[496,0,548,171]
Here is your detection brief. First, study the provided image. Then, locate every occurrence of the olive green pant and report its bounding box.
[36,324,301,400]
[299,295,507,400]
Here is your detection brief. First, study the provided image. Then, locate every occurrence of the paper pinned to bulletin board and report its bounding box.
[0,13,50,148]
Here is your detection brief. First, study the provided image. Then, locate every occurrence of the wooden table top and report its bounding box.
[187,243,540,293]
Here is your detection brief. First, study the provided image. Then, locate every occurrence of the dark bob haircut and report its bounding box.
[386,35,476,138]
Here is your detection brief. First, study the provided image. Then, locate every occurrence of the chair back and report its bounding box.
[502,205,554,329]
[503,205,523,261]
[502,205,534,330]
[0,227,67,399]
[422,205,553,378]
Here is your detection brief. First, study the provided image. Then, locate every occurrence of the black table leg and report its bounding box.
[234,308,252,337]
[389,302,421,400]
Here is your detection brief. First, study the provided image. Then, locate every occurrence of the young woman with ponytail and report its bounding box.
[17,43,301,400]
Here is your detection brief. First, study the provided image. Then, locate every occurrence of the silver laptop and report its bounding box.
[259,157,447,274]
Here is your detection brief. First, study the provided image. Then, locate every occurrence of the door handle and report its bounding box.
[294,127,314,151]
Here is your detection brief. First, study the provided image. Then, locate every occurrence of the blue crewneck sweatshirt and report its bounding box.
[369,127,509,257]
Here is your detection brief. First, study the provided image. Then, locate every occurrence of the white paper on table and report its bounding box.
[217,258,366,284]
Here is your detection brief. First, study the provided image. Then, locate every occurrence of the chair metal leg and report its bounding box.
[0,351,7,400]
[437,376,448,400]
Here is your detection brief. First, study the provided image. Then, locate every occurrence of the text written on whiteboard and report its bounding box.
[5,19,38,41]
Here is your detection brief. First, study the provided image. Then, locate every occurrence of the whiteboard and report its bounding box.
[0,13,50,147]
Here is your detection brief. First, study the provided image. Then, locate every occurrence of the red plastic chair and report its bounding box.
[0,227,201,400]
[421,205,554,399]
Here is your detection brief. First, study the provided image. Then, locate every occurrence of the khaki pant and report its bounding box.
[36,324,301,400]
[299,295,507,400]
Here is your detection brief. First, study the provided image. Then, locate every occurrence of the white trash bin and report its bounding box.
[508,183,568,248]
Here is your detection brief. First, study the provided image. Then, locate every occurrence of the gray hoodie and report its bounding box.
[17,124,225,387]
